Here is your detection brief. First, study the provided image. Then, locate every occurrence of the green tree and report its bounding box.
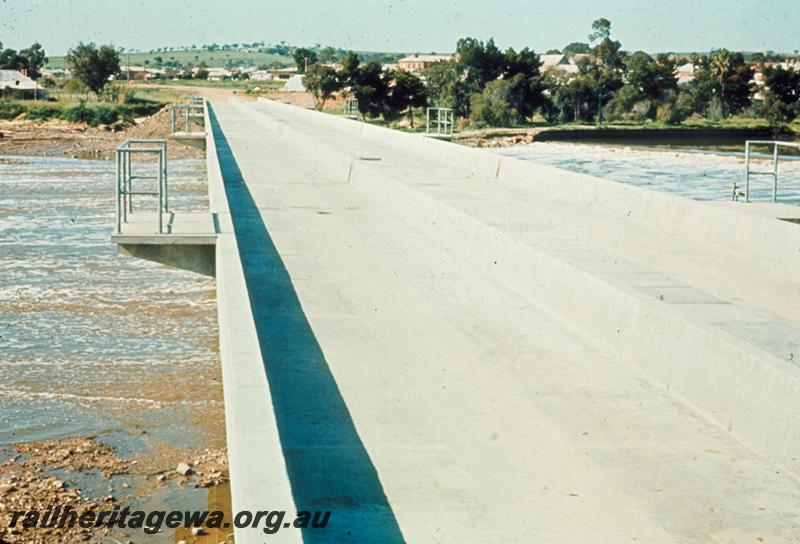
[17,43,48,79]
[318,46,338,63]
[763,65,800,106]
[589,18,612,42]
[562,42,590,56]
[385,70,427,126]
[451,37,546,121]
[0,43,22,71]
[66,43,121,95]
[470,80,517,127]
[452,37,505,116]
[691,49,754,116]
[423,59,460,107]
[762,66,800,125]
[303,64,341,111]
[292,47,317,73]
[352,61,389,120]
[581,18,626,124]
[625,52,677,102]
[543,71,595,123]
[457,37,504,86]
[338,51,360,91]
[502,47,545,121]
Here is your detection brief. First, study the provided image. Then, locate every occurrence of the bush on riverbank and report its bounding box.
[0,99,162,128]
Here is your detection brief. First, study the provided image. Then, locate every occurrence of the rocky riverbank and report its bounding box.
[0,437,230,543]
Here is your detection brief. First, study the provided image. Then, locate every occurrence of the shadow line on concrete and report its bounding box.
[208,104,406,544]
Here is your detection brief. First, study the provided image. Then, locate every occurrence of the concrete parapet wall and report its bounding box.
[205,104,301,544]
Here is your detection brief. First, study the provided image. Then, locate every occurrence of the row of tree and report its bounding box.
[303,52,428,125]
[5,29,800,130]
[423,19,800,128]
[301,19,799,130]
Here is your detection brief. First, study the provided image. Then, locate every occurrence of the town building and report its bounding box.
[397,54,453,72]
[540,53,587,74]
[0,69,38,90]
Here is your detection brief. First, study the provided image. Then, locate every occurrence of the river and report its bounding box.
[493,142,800,206]
[0,155,224,457]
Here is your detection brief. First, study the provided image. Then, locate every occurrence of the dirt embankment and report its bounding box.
[0,106,205,160]
[453,128,547,148]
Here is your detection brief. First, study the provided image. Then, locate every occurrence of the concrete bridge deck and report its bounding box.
[205,98,800,543]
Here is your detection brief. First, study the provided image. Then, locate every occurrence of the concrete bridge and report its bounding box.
[118,98,800,543]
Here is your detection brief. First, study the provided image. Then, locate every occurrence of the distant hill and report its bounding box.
[46,47,410,70]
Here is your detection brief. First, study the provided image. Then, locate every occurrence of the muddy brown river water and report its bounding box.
[0,154,227,542]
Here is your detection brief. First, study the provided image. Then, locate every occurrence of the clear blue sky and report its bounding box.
[0,0,798,55]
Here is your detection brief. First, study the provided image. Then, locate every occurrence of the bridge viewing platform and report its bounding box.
[119,96,800,542]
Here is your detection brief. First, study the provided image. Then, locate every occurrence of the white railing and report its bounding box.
[743,140,800,203]
[426,107,454,136]
[115,139,168,233]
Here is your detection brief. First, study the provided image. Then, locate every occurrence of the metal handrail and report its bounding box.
[743,140,800,203]
[171,103,204,134]
[172,94,205,134]
[115,139,168,234]
[426,107,454,136]
[344,98,359,117]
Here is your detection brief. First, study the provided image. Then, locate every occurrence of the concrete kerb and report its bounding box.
[245,99,800,475]
[205,102,302,544]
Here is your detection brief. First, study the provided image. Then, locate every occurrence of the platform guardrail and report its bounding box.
[171,97,205,134]
[743,140,800,202]
[426,107,454,137]
[115,139,168,233]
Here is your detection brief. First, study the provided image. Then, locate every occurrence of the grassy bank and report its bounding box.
[0,97,166,128]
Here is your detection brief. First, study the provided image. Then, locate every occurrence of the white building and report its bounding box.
[283,74,306,92]
[675,62,695,85]
[397,54,453,72]
[540,54,587,74]
[250,70,273,81]
[206,68,233,81]
[0,69,38,90]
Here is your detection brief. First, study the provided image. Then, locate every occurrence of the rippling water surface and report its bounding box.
[495,142,800,206]
[0,155,223,452]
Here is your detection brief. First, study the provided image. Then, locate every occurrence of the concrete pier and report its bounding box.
[197,98,800,543]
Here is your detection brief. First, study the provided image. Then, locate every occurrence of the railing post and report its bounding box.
[126,149,132,215]
[772,142,779,203]
[115,149,121,233]
[744,141,751,203]
[162,140,168,212]
[157,147,164,234]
